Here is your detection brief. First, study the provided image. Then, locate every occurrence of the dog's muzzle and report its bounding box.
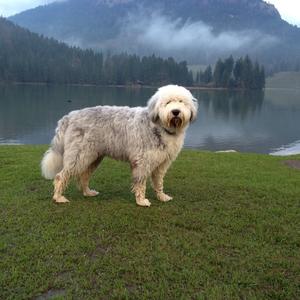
[170,116,183,128]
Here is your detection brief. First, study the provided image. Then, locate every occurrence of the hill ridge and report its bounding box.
[8,0,300,70]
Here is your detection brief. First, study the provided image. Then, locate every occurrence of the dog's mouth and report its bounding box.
[170,116,183,128]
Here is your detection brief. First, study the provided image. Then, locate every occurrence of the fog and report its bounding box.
[63,11,279,63]
[118,13,278,62]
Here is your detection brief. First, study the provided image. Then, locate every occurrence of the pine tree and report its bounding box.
[233,57,243,88]
[241,55,254,89]
[259,66,266,89]
[221,56,234,87]
[200,65,213,84]
[196,71,200,85]
[252,61,261,89]
[213,59,225,87]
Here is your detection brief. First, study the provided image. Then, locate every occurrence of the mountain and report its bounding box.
[0,17,192,85]
[9,0,300,70]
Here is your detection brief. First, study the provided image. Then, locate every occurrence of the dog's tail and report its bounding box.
[41,116,69,180]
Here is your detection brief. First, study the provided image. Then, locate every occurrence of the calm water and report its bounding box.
[0,84,300,154]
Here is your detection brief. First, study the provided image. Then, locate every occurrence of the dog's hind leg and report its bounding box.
[79,156,103,197]
[53,147,97,203]
[53,169,71,203]
[151,160,173,202]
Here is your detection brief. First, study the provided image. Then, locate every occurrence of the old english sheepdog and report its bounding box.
[41,85,198,207]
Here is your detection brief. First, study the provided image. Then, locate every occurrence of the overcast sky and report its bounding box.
[0,0,59,17]
[0,0,299,26]
[268,0,300,26]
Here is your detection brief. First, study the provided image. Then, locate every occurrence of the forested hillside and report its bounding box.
[0,18,193,85]
[0,18,266,89]
[10,0,300,71]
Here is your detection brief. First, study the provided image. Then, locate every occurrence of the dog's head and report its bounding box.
[148,85,198,132]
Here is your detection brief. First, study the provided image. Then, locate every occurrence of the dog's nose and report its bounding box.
[172,109,180,116]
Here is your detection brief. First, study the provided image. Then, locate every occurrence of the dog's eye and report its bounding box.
[179,100,183,103]
[166,101,171,105]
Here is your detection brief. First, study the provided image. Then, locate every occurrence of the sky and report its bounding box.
[0,0,60,17]
[0,0,299,27]
[267,0,300,26]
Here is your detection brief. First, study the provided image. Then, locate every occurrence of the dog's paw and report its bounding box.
[53,196,70,203]
[157,193,173,202]
[136,198,151,207]
[83,189,99,197]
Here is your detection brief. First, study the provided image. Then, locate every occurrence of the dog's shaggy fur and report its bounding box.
[41,85,198,206]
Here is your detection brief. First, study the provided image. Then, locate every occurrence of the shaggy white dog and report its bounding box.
[41,85,198,206]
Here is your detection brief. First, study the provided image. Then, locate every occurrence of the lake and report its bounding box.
[0,84,300,155]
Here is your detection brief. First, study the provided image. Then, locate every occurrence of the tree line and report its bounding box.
[0,18,193,86]
[195,55,265,89]
[0,18,265,89]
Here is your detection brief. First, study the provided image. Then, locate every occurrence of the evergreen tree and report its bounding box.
[221,56,234,87]
[200,65,213,84]
[252,62,261,89]
[259,66,266,89]
[204,55,265,90]
[213,59,225,87]
[233,57,243,88]
[241,55,254,89]
[0,18,193,86]
[195,71,201,84]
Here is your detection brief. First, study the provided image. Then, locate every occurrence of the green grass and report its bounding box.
[266,72,300,89]
[1,146,300,299]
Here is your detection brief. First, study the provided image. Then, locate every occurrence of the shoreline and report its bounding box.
[1,143,300,156]
[0,81,262,91]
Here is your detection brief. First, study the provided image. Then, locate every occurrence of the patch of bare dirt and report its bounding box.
[35,289,66,300]
[283,160,300,170]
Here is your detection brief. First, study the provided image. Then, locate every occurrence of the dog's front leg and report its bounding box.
[132,178,151,207]
[131,163,151,207]
[151,161,173,202]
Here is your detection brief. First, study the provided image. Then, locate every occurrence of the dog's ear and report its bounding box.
[190,97,198,123]
[190,111,194,122]
[147,92,160,123]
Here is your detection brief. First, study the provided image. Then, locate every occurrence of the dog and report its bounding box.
[41,85,198,206]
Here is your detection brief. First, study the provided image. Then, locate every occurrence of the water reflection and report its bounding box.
[186,88,300,153]
[0,85,154,144]
[0,84,300,154]
[198,90,264,121]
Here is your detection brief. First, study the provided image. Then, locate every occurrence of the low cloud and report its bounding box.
[117,12,279,62]
[59,10,279,63]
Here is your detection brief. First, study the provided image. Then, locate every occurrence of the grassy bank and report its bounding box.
[1,146,299,299]
[266,72,300,89]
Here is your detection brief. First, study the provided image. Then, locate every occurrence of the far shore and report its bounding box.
[0,81,261,91]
